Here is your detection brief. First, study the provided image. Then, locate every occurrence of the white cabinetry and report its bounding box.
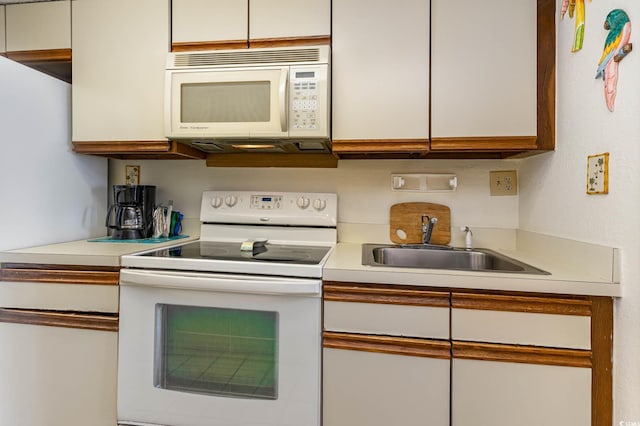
[430,0,536,140]
[453,358,591,426]
[5,0,71,52]
[0,6,5,54]
[331,0,429,152]
[249,0,330,41]
[72,0,168,142]
[323,283,450,426]
[0,321,118,426]
[172,0,247,46]
[172,0,330,48]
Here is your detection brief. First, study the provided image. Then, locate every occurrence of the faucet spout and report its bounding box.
[421,215,439,244]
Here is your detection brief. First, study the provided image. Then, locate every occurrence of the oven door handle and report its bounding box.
[120,269,321,296]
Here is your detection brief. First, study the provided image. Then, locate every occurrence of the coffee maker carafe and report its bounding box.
[106,185,156,240]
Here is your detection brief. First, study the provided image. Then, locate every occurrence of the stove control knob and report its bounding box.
[225,195,238,207]
[297,197,310,209]
[210,196,223,208]
[313,198,327,211]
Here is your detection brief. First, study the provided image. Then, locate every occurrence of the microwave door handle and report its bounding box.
[279,68,288,132]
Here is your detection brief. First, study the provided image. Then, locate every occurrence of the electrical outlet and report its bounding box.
[490,170,517,196]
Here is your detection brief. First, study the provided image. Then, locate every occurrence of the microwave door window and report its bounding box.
[181,82,271,123]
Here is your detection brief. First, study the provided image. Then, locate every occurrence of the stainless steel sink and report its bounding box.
[362,244,549,275]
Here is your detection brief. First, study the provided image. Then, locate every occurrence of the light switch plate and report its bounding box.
[489,170,517,196]
[587,153,609,194]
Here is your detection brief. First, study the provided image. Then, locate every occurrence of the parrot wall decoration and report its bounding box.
[595,9,632,112]
[561,0,591,52]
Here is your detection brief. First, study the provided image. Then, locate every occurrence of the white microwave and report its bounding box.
[165,45,330,153]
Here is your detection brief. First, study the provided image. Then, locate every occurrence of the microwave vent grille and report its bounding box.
[172,47,323,68]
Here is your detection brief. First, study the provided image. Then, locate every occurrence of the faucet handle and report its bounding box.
[460,226,473,250]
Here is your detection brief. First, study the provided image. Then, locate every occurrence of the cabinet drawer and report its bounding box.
[452,293,592,350]
[324,283,449,340]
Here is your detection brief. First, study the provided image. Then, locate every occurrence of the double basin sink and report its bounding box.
[362,244,549,275]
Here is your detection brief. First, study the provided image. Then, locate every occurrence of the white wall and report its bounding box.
[519,1,640,422]
[0,57,107,251]
[110,158,520,231]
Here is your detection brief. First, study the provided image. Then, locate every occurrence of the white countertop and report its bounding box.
[0,235,199,267]
[324,241,621,297]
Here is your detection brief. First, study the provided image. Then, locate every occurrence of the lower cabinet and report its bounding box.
[322,282,614,426]
[323,333,450,426]
[452,353,591,426]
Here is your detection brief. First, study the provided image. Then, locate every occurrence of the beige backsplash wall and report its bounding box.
[109,158,520,234]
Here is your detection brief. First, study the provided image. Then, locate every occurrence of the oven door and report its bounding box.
[117,269,321,426]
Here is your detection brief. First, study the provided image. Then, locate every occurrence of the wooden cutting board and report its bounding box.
[390,202,451,245]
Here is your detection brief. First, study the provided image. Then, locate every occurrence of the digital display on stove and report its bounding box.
[251,195,282,210]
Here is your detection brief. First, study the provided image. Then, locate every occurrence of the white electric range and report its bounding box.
[117,191,337,426]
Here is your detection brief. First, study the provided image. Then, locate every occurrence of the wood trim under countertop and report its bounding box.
[324,331,451,359]
[0,265,120,286]
[452,292,592,316]
[0,308,118,332]
[452,341,592,368]
[324,282,450,307]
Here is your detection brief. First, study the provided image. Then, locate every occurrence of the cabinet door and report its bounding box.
[324,333,450,426]
[0,6,6,54]
[431,0,537,145]
[249,0,330,42]
[0,320,118,426]
[72,0,168,142]
[172,0,248,48]
[5,0,71,52]
[453,355,591,426]
[331,0,429,153]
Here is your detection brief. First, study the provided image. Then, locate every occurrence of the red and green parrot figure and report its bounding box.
[595,9,632,112]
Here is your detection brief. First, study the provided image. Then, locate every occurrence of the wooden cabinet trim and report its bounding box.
[0,268,119,286]
[5,48,71,62]
[536,0,556,151]
[206,153,338,168]
[452,292,592,316]
[591,297,613,426]
[332,139,430,154]
[0,308,118,332]
[324,282,449,307]
[249,35,331,49]
[453,341,591,368]
[324,331,451,359]
[72,140,206,160]
[430,136,538,152]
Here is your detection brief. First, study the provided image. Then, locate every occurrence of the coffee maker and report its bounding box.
[106,185,156,240]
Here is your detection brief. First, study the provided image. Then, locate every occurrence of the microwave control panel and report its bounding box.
[289,65,329,138]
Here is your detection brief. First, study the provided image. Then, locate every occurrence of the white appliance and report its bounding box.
[117,191,337,426]
[165,45,330,153]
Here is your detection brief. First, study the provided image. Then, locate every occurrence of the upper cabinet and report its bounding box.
[4,0,71,82]
[171,0,331,51]
[331,0,430,155]
[430,0,537,152]
[0,6,5,54]
[71,0,204,159]
[334,0,555,159]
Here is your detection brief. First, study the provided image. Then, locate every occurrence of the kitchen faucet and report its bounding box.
[421,215,438,244]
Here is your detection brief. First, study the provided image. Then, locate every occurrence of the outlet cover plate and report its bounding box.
[587,153,609,194]
[490,170,517,196]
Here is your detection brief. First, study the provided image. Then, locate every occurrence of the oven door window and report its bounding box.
[154,304,278,400]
